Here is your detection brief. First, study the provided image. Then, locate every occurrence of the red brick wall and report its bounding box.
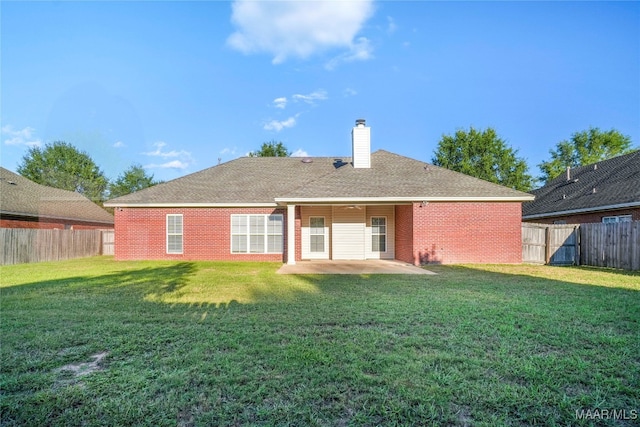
[394,205,414,264]
[410,202,523,265]
[1,216,113,230]
[114,207,286,261]
[523,208,640,224]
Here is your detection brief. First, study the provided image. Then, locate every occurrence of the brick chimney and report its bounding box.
[352,119,370,168]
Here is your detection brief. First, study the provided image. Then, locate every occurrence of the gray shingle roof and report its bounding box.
[523,150,640,218]
[0,167,114,225]
[105,150,533,206]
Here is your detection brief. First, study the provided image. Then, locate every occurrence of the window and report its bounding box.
[231,214,283,253]
[309,217,325,253]
[166,214,183,254]
[602,215,632,224]
[371,217,386,252]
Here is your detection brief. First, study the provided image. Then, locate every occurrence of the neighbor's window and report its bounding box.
[371,217,386,252]
[166,214,183,254]
[231,214,283,254]
[309,217,325,253]
[602,215,632,224]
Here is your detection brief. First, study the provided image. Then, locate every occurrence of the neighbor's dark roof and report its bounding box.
[523,150,640,219]
[105,150,532,206]
[0,167,114,225]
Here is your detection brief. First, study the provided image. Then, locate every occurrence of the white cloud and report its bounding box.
[142,141,192,159]
[220,147,238,156]
[227,0,375,64]
[1,125,42,147]
[143,160,189,170]
[142,141,193,170]
[386,16,397,34]
[291,148,309,157]
[343,88,358,97]
[113,141,125,148]
[325,37,374,70]
[264,116,297,132]
[273,97,288,109]
[292,90,328,105]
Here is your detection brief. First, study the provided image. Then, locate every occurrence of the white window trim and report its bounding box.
[166,214,183,254]
[230,214,284,254]
[309,216,326,254]
[371,216,387,253]
[602,214,632,224]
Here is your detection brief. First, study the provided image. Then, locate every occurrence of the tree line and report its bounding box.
[17,127,635,204]
[17,141,160,203]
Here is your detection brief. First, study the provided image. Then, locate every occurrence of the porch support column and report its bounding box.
[287,204,296,265]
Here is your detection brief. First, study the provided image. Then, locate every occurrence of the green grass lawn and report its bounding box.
[1,258,638,426]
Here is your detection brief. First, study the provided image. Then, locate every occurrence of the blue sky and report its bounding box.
[2,1,638,185]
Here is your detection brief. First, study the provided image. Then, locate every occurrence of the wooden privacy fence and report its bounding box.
[580,222,640,271]
[522,223,579,265]
[522,221,640,270]
[0,229,111,265]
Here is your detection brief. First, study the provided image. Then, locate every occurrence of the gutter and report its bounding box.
[0,210,114,225]
[275,196,535,205]
[523,201,640,220]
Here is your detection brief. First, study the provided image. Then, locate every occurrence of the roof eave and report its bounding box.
[0,210,114,225]
[103,202,279,208]
[522,201,640,220]
[275,195,534,205]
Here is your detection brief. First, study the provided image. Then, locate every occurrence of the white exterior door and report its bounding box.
[301,206,331,259]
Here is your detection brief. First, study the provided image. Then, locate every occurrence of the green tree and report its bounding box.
[248,140,290,157]
[109,164,160,199]
[538,127,634,183]
[17,141,109,202]
[432,127,533,191]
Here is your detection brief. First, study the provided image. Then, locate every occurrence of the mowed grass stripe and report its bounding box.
[1,257,638,426]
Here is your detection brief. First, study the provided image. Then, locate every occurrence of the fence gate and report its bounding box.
[101,230,115,255]
[522,223,579,265]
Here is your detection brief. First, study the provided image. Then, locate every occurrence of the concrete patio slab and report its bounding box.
[277,260,436,275]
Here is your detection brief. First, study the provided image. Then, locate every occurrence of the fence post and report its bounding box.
[544,226,551,265]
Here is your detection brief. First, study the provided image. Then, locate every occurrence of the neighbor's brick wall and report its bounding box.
[523,208,640,224]
[410,202,523,265]
[394,205,414,264]
[114,207,286,261]
[0,216,113,230]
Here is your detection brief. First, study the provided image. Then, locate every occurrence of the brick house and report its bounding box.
[523,150,640,224]
[0,167,114,230]
[105,120,533,265]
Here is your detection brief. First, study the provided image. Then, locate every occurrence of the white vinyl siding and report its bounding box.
[166,214,183,254]
[332,206,366,260]
[301,206,331,259]
[231,214,283,254]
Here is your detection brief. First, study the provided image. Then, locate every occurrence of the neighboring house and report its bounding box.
[0,167,114,230]
[523,150,640,224]
[104,120,533,265]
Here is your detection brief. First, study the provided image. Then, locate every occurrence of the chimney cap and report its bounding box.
[355,118,366,127]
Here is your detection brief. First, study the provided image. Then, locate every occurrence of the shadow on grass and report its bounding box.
[0,262,198,303]
[2,260,639,427]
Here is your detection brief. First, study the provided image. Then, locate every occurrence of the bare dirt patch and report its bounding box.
[53,352,108,388]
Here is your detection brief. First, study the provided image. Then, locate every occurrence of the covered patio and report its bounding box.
[276,259,436,275]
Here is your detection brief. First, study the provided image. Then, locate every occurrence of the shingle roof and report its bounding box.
[0,167,114,225]
[522,150,640,219]
[105,150,533,207]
